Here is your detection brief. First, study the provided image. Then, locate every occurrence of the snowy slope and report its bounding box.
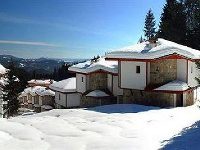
[0,104,200,150]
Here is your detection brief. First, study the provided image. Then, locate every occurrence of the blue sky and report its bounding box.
[0,0,166,59]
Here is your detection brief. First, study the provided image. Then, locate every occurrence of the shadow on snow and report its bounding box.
[86,104,159,114]
[163,121,200,150]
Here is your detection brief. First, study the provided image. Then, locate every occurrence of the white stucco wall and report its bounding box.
[67,93,80,107]
[55,92,67,107]
[147,62,150,85]
[194,88,198,102]
[107,74,123,96]
[31,96,34,104]
[76,73,87,93]
[177,59,187,82]
[188,61,199,87]
[55,92,80,108]
[39,96,42,106]
[121,61,146,90]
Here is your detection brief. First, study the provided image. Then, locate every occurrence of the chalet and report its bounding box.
[20,86,55,112]
[105,38,200,107]
[68,57,123,107]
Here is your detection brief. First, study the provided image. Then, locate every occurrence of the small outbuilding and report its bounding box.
[49,77,81,108]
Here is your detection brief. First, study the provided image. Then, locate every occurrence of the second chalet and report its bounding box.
[105,38,200,107]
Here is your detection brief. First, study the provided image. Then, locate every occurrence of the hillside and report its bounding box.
[0,104,200,150]
[0,55,86,74]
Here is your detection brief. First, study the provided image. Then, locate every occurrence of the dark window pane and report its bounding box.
[136,66,140,73]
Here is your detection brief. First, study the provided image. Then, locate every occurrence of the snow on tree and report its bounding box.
[2,62,20,117]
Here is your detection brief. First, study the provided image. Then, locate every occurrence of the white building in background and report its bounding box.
[49,77,81,108]
[19,86,55,113]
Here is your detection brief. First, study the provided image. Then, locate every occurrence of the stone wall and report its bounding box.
[117,95,123,104]
[41,95,54,105]
[123,89,175,107]
[185,90,194,106]
[150,59,177,85]
[88,73,107,90]
[81,95,117,107]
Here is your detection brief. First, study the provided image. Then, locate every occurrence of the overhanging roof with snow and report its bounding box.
[106,39,200,61]
[49,77,76,93]
[69,57,118,74]
[153,80,191,93]
[86,90,111,98]
[23,86,55,96]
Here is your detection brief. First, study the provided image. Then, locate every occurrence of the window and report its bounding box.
[136,66,140,74]
[191,66,193,73]
[81,77,84,82]
[156,66,160,72]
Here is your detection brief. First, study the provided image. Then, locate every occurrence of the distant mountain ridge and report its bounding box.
[0,55,86,74]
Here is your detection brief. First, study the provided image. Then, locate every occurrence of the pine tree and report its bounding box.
[184,0,200,49]
[158,0,187,44]
[3,62,20,117]
[144,9,156,40]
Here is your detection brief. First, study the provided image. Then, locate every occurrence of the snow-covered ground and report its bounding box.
[0,104,200,150]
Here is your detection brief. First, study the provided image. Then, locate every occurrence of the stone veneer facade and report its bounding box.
[81,95,117,107]
[87,73,108,90]
[122,89,195,107]
[123,89,175,107]
[185,90,194,106]
[80,72,118,107]
[150,59,177,85]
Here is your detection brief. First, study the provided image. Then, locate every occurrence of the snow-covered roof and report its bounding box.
[24,86,55,96]
[0,64,8,75]
[28,79,54,85]
[34,104,40,107]
[69,57,118,74]
[19,91,27,97]
[86,90,110,97]
[41,105,53,110]
[154,80,190,92]
[36,89,55,96]
[24,86,45,96]
[49,77,76,93]
[106,38,200,60]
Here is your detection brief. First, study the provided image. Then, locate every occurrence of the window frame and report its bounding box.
[136,66,141,74]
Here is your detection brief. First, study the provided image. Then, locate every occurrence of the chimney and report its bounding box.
[148,39,157,48]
